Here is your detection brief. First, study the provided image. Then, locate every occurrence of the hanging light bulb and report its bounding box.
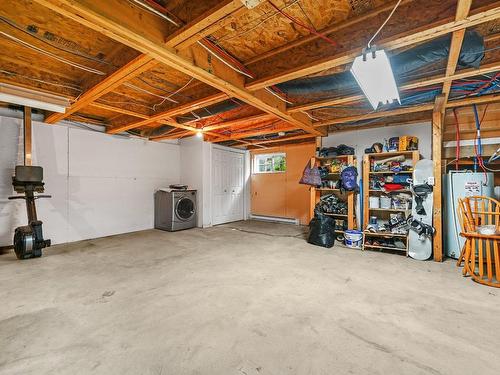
[195,129,203,138]
[350,47,400,110]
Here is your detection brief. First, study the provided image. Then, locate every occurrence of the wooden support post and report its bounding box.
[432,95,446,262]
[23,106,32,166]
[309,157,317,222]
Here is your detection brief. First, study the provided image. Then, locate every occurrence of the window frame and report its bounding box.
[253,152,286,174]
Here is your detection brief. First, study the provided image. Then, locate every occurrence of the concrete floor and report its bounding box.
[0,220,498,375]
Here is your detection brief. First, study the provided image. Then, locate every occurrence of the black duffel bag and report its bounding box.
[307,213,335,248]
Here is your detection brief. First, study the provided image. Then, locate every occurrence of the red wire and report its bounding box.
[267,1,338,48]
[453,108,460,170]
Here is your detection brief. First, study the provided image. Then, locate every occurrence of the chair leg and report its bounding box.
[456,244,466,267]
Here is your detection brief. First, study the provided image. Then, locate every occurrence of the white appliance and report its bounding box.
[443,172,494,259]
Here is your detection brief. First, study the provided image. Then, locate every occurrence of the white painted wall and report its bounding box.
[179,137,250,228]
[0,116,180,246]
[322,122,432,161]
[322,121,432,227]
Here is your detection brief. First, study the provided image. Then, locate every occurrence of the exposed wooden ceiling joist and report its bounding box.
[314,92,500,127]
[246,2,500,90]
[106,0,500,136]
[441,0,473,103]
[33,0,322,136]
[42,0,246,124]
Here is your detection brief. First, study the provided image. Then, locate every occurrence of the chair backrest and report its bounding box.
[461,196,499,233]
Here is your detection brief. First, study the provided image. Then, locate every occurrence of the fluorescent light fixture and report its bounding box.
[0,82,70,113]
[351,48,400,110]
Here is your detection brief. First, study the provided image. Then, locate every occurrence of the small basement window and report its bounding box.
[253,153,286,173]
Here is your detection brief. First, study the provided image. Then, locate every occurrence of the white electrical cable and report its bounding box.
[128,0,181,27]
[0,69,82,93]
[0,31,106,75]
[152,77,195,111]
[123,82,178,103]
[367,0,403,48]
[197,41,254,79]
[301,110,319,121]
[264,87,294,104]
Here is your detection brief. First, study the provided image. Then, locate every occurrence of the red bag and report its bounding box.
[299,162,321,187]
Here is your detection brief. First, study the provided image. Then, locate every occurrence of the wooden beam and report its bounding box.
[313,92,500,127]
[212,122,297,142]
[45,55,157,124]
[168,1,245,50]
[42,0,244,124]
[246,4,500,90]
[247,133,315,145]
[289,61,500,113]
[107,92,228,133]
[441,0,473,102]
[34,0,321,136]
[243,0,414,65]
[89,102,150,119]
[315,104,435,127]
[432,94,446,262]
[201,114,274,131]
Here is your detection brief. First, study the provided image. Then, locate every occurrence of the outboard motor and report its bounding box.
[8,166,51,259]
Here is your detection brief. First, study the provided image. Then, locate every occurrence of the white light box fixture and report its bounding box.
[351,47,400,110]
[0,82,70,113]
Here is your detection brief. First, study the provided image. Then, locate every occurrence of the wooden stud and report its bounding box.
[432,94,446,262]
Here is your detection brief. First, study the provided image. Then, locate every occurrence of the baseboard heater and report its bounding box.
[249,214,299,225]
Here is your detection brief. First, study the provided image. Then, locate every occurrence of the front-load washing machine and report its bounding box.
[154,189,197,231]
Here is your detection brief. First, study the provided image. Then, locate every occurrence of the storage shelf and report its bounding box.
[369,171,413,174]
[369,189,411,193]
[369,208,411,213]
[363,232,408,238]
[363,244,407,252]
[316,155,352,160]
[310,155,357,231]
[365,151,418,157]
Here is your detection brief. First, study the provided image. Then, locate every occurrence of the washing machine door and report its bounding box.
[175,195,195,221]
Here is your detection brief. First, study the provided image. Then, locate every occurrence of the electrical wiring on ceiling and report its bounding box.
[0,15,111,66]
[97,98,155,111]
[123,82,179,104]
[152,77,195,111]
[0,69,82,94]
[267,0,338,48]
[127,0,181,27]
[0,31,105,75]
[197,41,254,79]
[215,0,300,44]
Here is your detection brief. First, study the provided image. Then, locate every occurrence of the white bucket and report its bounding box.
[380,196,391,209]
[344,230,363,248]
[369,196,380,208]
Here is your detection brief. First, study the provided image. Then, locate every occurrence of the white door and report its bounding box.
[212,148,244,225]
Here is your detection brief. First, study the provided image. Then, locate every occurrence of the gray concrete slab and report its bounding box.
[0,220,498,375]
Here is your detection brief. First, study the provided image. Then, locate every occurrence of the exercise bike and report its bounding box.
[8,166,51,259]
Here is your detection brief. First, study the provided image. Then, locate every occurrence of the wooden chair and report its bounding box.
[459,196,500,288]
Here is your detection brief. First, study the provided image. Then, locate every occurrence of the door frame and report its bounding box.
[210,144,249,226]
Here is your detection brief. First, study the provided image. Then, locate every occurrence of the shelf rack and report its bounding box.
[309,154,357,231]
[362,150,419,255]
